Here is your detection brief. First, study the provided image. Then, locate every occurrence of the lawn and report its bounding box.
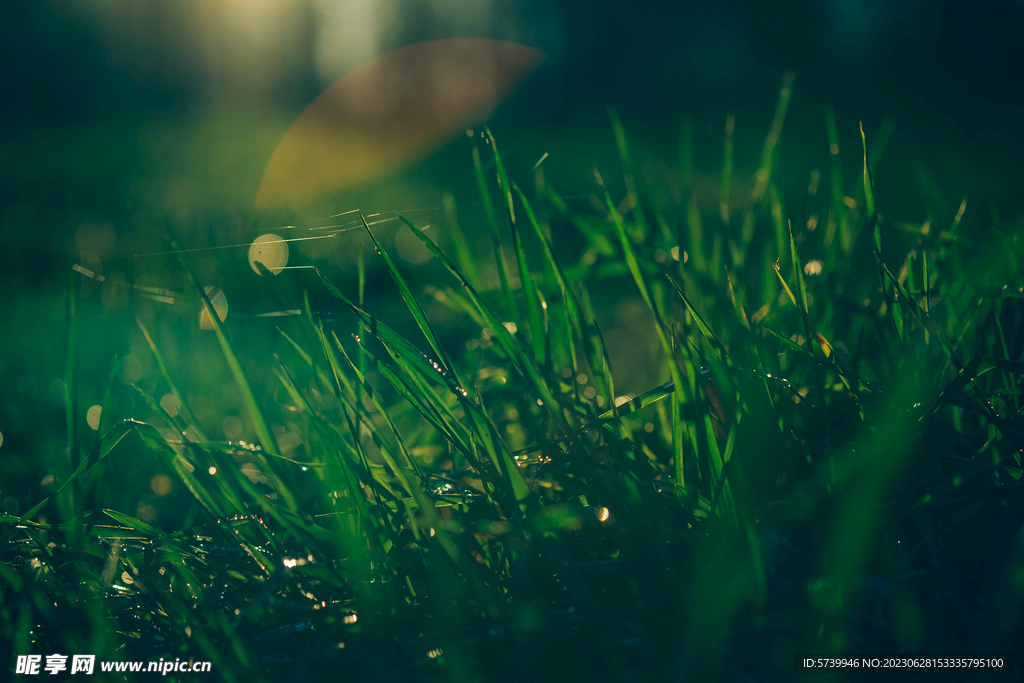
[2,71,1023,682]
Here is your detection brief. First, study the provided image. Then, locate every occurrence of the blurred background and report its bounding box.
[1,0,1023,520]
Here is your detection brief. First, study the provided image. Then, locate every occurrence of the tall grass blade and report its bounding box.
[359,212,462,387]
[680,118,706,272]
[171,241,298,513]
[608,106,648,242]
[472,135,517,318]
[751,71,795,204]
[486,129,544,362]
[443,191,481,290]
[396,214,569,431]
[824,106,850,257]
[721,113,735,225]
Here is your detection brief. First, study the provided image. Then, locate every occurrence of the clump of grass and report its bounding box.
[3,74,1024,682]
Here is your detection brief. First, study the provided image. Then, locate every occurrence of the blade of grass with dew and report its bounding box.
[598,174,694,484]
[468,387,536,511]
[761,325,871,392]
[130,385,253,518]
[134,428,227,521]
[312,266,469,400]
[332,335,428,500]
[352,327,478,466]
[272,362,387,573]
[348,335,487,486]
[512,182,605,398]
[360,212,463,385]
[320,332,407,549]
[342,320,518,506]
[336,330,503,614]
[487,130,545,364]
[666,275,731,366]
[396,214,569,432]
[171,241,299,512]
[473,134,517,318]
[772,258,799,310]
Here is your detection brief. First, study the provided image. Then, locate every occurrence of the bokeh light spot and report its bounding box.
[249,234,289,275]
[222,415,243,439]
[86,405,102,430]
[150,474,173,496]
[160,394,180,417]
[120,355,143,385]
[3,496,20,516]
[199,287,229,330]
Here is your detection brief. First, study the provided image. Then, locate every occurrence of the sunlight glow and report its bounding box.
[257,39,544,208]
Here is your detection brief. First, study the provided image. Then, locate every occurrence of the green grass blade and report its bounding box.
[608,106,648,243]
[721,113,735,224]
[772,259,799,309]
[512,182,601,384]
[485,129,544,362]
[63,271,80,538]
[545,185,616,256]
[861,121,880,255]
[396,214,569,432]
[751,71,795,204]
[443,190,482,290]
[473,135,517,318]
[825,106,851,257]
[171,241,298,513]
[21,420,137,521]
[137,317,208,441]
[360,212,463,387]
[666,275,731,365]
[680,118,706,272]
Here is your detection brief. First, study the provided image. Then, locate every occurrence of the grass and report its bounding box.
[2,73,1024,682]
